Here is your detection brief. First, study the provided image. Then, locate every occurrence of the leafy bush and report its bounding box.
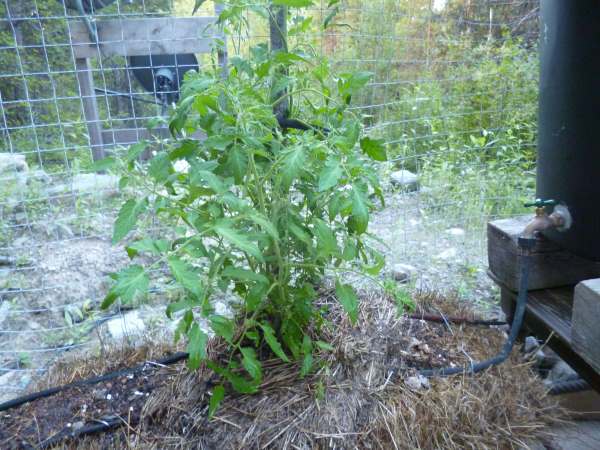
[102,0,386,409]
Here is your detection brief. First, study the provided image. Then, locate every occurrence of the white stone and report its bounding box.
[445,227,465,237]
[0,153,28,174]
[547,360,578,382]
[389,263,416,283]
[405,374,430,391]
[105,311,146,341]
[48,173,119,197]
[435,247,457,260]
[0,370,32,403]
[390,170,419,191]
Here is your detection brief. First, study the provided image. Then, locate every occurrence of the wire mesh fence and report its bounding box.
[0,0,539,401]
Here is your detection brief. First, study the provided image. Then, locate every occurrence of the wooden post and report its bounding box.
[572,279,600,374]
[75,57,105,162]
[269,3,288,118]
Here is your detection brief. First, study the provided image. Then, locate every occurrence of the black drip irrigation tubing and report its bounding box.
[0,351,189,413]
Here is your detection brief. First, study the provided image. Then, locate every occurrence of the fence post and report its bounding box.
[269,3,288,118]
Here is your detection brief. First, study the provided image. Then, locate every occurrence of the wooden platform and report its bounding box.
[491,275,600,392]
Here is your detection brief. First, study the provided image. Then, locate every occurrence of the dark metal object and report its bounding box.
[129,54,199,105]
[537,1,600,260]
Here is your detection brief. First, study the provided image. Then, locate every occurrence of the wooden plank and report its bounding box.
[70,17,220,58]
[488,216,600,291]
[101,127,170,146]
[75,58,105,162]
[572,279,600,373]
[101,127,206,147]
[499,285,600,391]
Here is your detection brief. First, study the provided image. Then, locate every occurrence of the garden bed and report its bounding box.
[0,291,561,449]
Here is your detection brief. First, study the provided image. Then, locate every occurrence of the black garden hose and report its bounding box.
[0,352,189,412]
[419,236,536,377]
[548,376,591,396]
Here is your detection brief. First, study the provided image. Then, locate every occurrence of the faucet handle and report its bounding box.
[524,198,557,208]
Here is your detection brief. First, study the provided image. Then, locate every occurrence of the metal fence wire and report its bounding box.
[0,0,540,401]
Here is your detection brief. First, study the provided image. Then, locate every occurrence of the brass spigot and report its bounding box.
[522,199,572,239]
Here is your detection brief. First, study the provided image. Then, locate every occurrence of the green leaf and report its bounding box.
[127,141,148,163]
[281,146,305,189]
[187,323,208,370]
[260,323,290,362]
[315,340,334,351]
[363,250,385,276]
[90,157,117,172]
[228,373,259,394]
[101,265,148,309]
[247,213,279,240]
[191,169,228,194]
[113,198,148,243]
[214,222,264,262]
[360,137,387,161]
[349,188,369,234]
[323,6,339,29]
[300,335,313,377]
[166,298,198,320]
[126,238,169,258]
[168,256,203,299]
[335,279,359,324]
[209,315,235,343]
[272,0,314,7]
[222,266,269,285]
[313,219,339,258]
[240,347,262,381]
[225,146,248,185]
[192,0,208,14]
[148,152,172,183]
[318,161,343,192]
[208,385,225,419]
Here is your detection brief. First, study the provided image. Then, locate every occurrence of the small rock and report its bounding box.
[389,263,416,283]
[92,388,107,400]
[435,248,457,260]
[28,169,51,184]
[547,360,579,382]
[390,170,419,191]
[446,227,465,237]
[405,374,430,391]
[48,173,119,197]
[0,153,28,174]
[523,336,540,354]
[105,311,146,341]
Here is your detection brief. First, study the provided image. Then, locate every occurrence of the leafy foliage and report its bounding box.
[103,0,385,397]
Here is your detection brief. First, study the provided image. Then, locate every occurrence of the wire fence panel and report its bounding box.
[0,0,539,401]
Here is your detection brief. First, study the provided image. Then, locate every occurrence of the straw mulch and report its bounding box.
[3,290,564,449]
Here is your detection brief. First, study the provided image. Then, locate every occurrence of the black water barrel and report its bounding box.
[536,0,600,261]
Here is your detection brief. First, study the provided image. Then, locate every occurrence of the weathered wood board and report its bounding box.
[572,279,600,374]
[69,17,221,58]
[488,216,600,291]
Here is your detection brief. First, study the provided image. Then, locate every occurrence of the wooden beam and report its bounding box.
[101,127,170,146]
[572,279,600,374]
[69,17,221,59]
[488,216,600,291]
[75,58,105,162]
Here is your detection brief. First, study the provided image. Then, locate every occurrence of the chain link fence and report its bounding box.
[0,0,539,401]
